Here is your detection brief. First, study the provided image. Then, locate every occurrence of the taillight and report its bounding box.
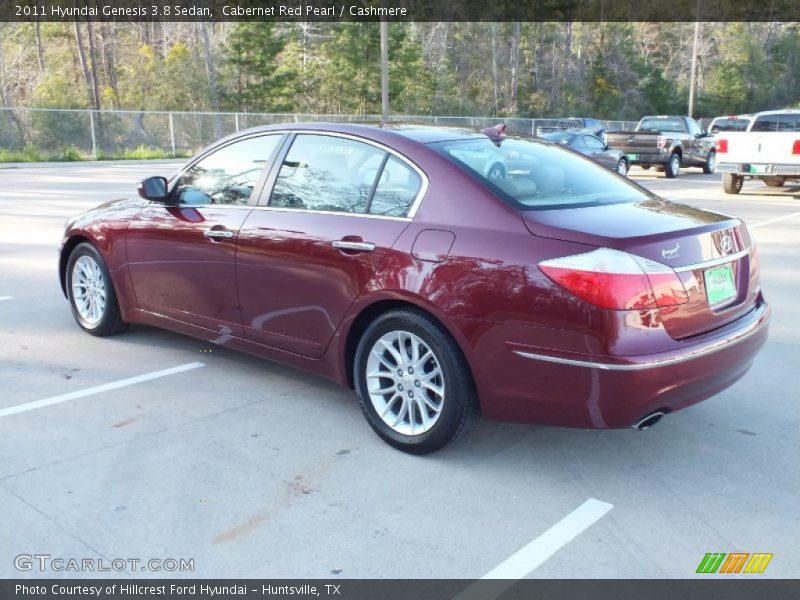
[792,140,800,154]
[716,138,728,153]
[657,136,667,149]
[539,248,689,310]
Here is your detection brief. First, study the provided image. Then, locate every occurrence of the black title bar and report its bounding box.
[2,0,800,22]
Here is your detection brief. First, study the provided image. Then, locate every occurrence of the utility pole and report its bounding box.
[688,16,700,117]
[380,20,389,125]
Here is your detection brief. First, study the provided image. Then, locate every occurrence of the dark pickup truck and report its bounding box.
[605,115,717,177]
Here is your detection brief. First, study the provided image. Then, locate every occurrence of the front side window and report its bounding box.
[173,135,281,206]
[432,137,649,210]
[270,135,387,214]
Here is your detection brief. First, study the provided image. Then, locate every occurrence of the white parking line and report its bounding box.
[0,362,205,418]
[749,210,800,229]
[483,498,613,579]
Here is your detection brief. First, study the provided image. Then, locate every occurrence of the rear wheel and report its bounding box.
[641,164,652,170]
[354,309,479,454]
[66,243,127,336]
[616,158,629,177]
[765,177,785,187]
[723,173,744,195]
[665,152,680,178]
[702,151,716,174]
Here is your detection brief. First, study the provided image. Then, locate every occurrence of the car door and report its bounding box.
[126,133,285,336]
[686,118,706,162]
[236,133,425,358]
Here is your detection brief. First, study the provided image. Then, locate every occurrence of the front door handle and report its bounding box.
[332,240,375,252]
[204,228,234,240]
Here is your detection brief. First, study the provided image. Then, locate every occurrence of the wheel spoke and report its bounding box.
[422,381,444,398]
[371,349,396,371]
[379,339,404,366]
[380,393,402,418]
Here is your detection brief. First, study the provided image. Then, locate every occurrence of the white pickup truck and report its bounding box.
[715,109,800,194]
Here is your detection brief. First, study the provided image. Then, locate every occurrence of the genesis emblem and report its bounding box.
[720,235,733,254]
[662,243,680,259]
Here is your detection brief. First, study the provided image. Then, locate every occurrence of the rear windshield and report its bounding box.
[710,118,751,133]
[541,132,577,144]
[638,118,685,133]
[430,137,649,210]
[750,113,800,132]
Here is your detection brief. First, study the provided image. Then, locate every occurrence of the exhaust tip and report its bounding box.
[632,410,666,431]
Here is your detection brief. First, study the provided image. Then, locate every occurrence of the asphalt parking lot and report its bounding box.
[0,161,798,580]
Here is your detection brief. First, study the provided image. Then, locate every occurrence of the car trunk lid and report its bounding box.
[524,199,760,339]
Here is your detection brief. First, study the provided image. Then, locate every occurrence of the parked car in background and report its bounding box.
[606,115,717,177]
[715,109,800,194]
[538,131,629,175]
[708,114,753,134]
[59,123,769,454]
[536,117,606,139]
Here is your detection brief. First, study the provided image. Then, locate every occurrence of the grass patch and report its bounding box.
[0,145,193,163]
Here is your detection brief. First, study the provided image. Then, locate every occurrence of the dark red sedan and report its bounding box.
[59,123,770,453]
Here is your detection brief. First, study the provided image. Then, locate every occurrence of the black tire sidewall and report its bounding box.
[354,310,474,454]
[666,153,680,178]
[66,243,124,335]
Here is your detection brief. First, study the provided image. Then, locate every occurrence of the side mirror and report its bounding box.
[137,176,168,202]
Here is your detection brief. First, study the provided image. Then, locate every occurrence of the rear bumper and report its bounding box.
[718,162,800,177]
[477,296,770,429]
[625,152,668,165]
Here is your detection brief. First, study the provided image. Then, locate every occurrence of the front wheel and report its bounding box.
[723,173,744,195]
[354,310,479,454]
[702,151,716,174]
[615,157,629,177]
[66,242,127,336]
[765,177,785,187]
[665,152,680,178]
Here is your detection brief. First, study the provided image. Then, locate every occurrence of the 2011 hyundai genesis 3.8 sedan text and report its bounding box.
[59,123,770,453]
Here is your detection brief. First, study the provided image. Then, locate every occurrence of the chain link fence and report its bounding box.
[0,108,639,161]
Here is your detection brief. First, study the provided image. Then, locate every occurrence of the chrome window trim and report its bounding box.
[512,306,767,371]
[673,248,750,272]
[265,130,429,219]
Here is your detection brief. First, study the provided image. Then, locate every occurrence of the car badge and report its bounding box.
[720,235,733,254]
[661,243,680,259]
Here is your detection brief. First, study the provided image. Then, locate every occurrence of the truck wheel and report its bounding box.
[764,177,785,187]
[641,165,651,170]
[665,153,680,178]
[723,173,743,195]
[702,152,716,174]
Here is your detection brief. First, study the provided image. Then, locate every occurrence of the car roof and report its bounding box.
[751,109,800,117]
[226,122,487,145]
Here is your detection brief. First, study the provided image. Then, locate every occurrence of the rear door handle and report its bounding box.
[332,240,375,252]
[204,228,234,240]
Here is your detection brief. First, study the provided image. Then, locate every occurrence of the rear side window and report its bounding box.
[269,134,422,217]
[368,156,422,217]
[432,137,649,210]
[270,134,384,214]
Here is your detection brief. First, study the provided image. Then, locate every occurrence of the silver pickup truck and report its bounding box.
[715,109,800,194]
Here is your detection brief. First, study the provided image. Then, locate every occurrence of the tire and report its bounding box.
[665,152,680,178]
[354,309,479,454]
[641,164,651,170]
[702,151,716,174]
[723,173,744,195]
[615,157,629,177]
[487,163,506,181]
[765,177,785,187]
[66,242,128,336]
